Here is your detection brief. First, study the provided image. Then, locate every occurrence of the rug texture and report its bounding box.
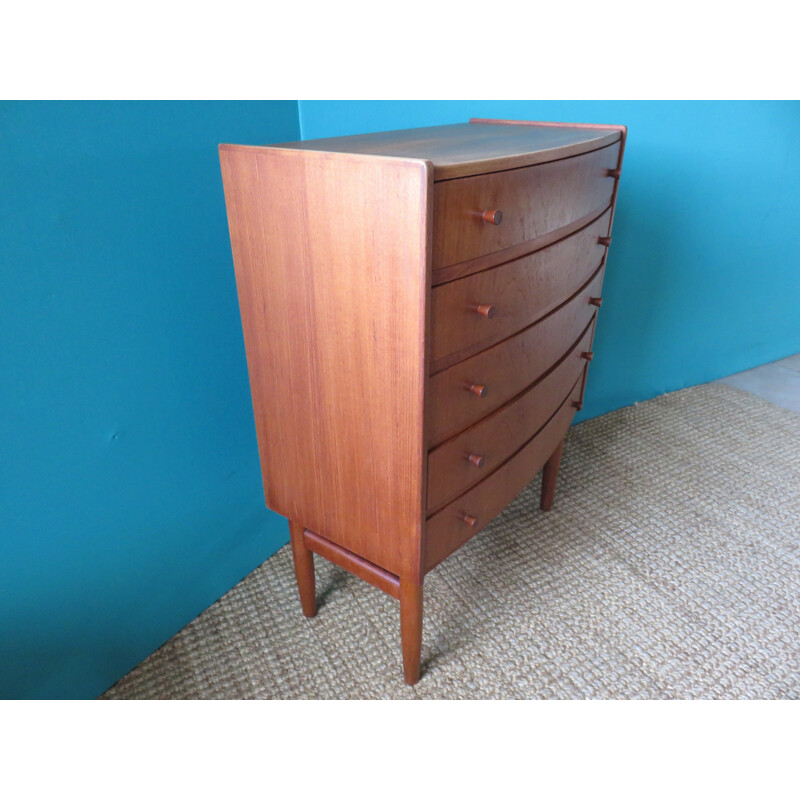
[102,383,800,699]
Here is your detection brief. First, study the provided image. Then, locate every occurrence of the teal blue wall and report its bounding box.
[0,101,299,699]
[299,101,800,420]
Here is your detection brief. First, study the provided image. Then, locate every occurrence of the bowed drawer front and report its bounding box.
[426,319,596,515]
[425,377,585,571]
[427,263,605,446]
[219,118,626,686]
[430,207,611,372]
[432,141,620,272]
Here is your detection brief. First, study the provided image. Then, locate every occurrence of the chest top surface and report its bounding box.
[273,120,623,180]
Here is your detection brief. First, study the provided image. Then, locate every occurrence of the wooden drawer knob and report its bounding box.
[581,351,594,362]
[460,513,479,528]
[572,401,583,411]
[589,296,603,307]
[598,236,612,247]
[465,383,487,398]
[481,209,503,225]
[473,304,496,318]
[466,453,485,468]
[606,168,622,179]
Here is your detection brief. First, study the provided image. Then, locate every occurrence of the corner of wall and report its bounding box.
[297,100,309,141]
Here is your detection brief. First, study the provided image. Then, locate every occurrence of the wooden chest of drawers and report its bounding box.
[219,118,626,684]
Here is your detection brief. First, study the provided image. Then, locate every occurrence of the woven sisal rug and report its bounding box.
[102,383,800,699]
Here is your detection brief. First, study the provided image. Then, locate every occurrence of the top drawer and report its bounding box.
[432,142,620,271]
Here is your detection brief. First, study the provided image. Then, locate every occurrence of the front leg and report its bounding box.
[399,578,423,685]
[288,520,316,617]
[540,438,565,511]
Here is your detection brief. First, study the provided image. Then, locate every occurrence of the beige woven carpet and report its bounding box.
[103,384,800,699]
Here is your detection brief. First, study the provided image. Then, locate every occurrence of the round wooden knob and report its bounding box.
[459,513,479,528]
[481,209,503,225]
[589,296,603,307]
[598,236,612,247]
[606,168,622,179]
[466,453,484,468]
[581,351,594,362]
[473,304,496,318]
[572,400,583,411]
[465,383,487,398]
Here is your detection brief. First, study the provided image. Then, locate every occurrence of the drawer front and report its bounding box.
[432,142,620,270]
[430,208,611,373]
[426,318,594,514]
[428,263,604,446]
[424,378,583,572]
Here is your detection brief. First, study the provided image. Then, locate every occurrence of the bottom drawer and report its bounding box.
[423,376,582,572]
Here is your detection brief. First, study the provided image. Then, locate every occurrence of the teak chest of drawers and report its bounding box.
[219,118,626,684]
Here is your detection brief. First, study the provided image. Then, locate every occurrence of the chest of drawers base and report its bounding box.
[220,119,626,685]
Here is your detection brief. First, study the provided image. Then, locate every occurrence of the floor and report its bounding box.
[716,354,800,412]
[102,372,800,699]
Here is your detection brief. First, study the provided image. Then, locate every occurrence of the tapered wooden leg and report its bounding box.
[288,520,316,617]
[400,579,423,685]
[540,439,565,511]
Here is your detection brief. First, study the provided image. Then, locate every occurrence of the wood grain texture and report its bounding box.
[430,208,611,372]
[303,529,400,599]
[432,143,620,269]
[428,264,606,446]
[426,320,595,514]
[472,118,628,259]
[275,122,621,180]
[431,205,611,286]
[219,145,432,581]
[470,118,628,225]
[424,378,584,572]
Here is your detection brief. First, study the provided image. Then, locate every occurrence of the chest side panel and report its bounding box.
[219,146,431,580]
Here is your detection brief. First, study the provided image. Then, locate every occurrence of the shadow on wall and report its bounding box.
[580,143,686,420]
